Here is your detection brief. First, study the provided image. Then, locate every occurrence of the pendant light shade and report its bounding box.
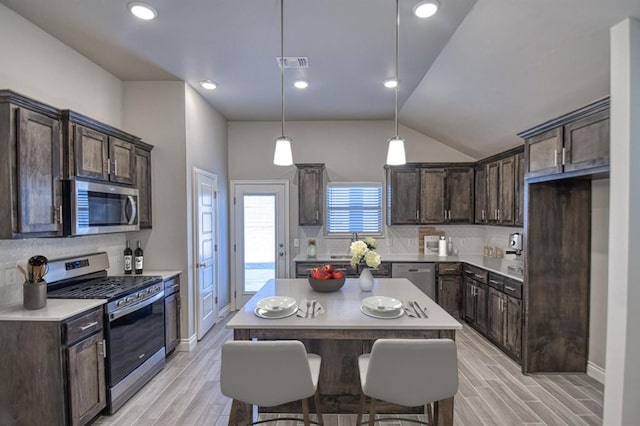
[386,0,406,165]
[273,0,293,166]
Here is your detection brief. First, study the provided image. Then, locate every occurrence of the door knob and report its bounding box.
[197,262,207,268]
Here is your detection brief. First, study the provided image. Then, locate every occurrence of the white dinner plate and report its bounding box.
[256,296,297,312]
[360,304,405,319]
[361,296,403,313]
[254,305,298,319]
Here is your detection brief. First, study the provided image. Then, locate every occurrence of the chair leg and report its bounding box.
[313,390,324,426]
[302,398,311,426]
[368,397,377,426]
[356,392,366,426]
[426,403,433,425]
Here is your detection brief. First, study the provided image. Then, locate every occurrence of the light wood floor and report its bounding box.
[94,318,604,426]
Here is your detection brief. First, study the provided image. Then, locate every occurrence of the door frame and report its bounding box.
[230,180,290,310]
[192,167,219,340]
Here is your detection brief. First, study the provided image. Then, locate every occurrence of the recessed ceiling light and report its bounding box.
[413,0,439,18]
[384,79,398,89]
[128,2,157,20]
[200,80,218,90]
[294,80,309,89]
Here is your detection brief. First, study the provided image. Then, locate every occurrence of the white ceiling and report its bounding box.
[2,0,639,158]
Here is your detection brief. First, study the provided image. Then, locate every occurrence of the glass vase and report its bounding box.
[359,267,374,291]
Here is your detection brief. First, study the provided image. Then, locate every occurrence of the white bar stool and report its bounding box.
[221,340,323,426]
[356,339,458,425]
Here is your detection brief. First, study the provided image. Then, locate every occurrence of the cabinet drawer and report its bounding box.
[64,307,103,345]
[503,278,522,299]
[438,263,461,275]
[463,264,488,284]
[164,276,180,297]
[488,273,504,291]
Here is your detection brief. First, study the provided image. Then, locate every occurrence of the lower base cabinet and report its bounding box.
[486,280,523,362]
[164,275,181,355]
[464,277,488,334]
[436,263,463,318]
[0,306,106,425]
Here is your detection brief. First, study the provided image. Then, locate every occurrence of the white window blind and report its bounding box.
[326,183,383,235]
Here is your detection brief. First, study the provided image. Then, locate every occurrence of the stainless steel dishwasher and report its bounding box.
[391,263,436,299]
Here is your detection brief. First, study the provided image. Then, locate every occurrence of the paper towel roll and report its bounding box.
[438,238,447,257]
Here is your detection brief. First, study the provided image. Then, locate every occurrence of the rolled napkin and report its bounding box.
[296,299,325,318]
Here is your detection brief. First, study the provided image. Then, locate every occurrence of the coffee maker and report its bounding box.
[507,233,523,256]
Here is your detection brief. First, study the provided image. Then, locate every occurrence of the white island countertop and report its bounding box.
[0,299,106,322]
[227,278,462,331]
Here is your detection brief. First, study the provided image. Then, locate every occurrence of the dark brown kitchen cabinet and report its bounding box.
[437,263,462,318]
[387,167,420,224]
[296,163,325,226]
[0,306,106,425]
[514,152,525,226]
[62,110,139,186]
[446,168,474,223]
[486,157,515,224]
[504,295,522,360]
[464,276,488,334]
[474,165,488,224]
[419,167,473,224]
[0,91,64,238]
[419,168,445,223]
[136,142,153,229]
[164,274,181,355]
[487,287,505,343]
[521,97,609,180]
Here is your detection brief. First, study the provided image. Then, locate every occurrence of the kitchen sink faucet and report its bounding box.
[351,232,358,242]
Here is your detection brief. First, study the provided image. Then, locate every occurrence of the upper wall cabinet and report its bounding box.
[136,142,154,229]
[296,163,325,226]
[519,97,609,180]
[62,111,138,186]
[0,91,64,238]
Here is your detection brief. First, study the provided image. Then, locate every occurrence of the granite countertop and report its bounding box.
[293,254,523,282]
[0,299,106,322]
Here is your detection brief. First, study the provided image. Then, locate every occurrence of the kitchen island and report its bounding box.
[226,278,462,425]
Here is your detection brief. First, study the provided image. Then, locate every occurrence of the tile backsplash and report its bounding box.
[0,234,125,304]
[298,225,523,258]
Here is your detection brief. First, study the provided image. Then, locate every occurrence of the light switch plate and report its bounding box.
[5,267,19,285]
[293,238,299,247]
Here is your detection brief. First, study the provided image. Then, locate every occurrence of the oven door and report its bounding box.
[65,180,139,235]
[106,291,165,386]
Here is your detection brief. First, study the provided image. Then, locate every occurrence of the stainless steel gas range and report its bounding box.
[47,252,165,414]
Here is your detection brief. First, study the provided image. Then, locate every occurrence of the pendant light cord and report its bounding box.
[394,0,399,137]
[281,0,285,137]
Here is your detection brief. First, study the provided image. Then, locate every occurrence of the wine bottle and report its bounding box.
[123,241,133,275]
[134,240,144,274]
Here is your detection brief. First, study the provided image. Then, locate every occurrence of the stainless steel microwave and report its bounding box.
[63,180,139,235]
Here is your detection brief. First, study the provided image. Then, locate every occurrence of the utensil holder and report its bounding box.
[23,280,47,310]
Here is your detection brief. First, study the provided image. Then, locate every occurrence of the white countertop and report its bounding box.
[227,278,462,330]
[293,254,524,282]
[0,299,106,322]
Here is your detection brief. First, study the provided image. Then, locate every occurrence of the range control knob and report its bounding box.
[116,300,125,307]
[137,292,144,298]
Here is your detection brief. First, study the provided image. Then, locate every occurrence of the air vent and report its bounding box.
[277,57,309,69]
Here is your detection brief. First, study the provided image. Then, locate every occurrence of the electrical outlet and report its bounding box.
[5,267,19,285]
[293,238,299,247]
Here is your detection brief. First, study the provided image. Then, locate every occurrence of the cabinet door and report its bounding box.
[564,110,609,173]
[165,293,180,354]
[525,127,563,178]
[504,295,522,360]
[447,167,473,223]
[464,277,476,323]
[486,161,500,222]
[498,156,515,224]
[136,147,153,229]
[475,282,488,334]
[438,275,462,319]
[419,168,446,223]
[487,288,504,344]
[74,125,109,181]
[109,137,136,185]
[67,332,106,426]
[298,165,324,226]
[474,165,487,223]
[388,168,420,224]
[514,152,525,226]
[16,108,63,235]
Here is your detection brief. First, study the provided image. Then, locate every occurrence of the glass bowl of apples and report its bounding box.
[308,264,346,292]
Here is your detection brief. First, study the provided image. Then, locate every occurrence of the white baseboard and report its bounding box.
[177,333,198,352]
[587,361,606,384]
[219,304,232,319]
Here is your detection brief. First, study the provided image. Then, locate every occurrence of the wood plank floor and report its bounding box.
[94,318,604,426]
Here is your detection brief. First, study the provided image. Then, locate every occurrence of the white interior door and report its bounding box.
[232,181,289,309]
[194,169,218,340]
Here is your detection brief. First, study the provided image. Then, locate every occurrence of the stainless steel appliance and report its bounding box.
[47,252,164,414]
[391,263,436,299]
[63,180,139,236]
[508,232,523,255]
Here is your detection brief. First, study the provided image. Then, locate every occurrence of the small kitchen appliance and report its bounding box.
[508,232,523,256]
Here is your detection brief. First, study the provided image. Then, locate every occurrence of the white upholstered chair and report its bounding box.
[220,340,323,426]
[356,339,458,425]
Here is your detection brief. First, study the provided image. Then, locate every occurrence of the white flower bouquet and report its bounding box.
[349,237,381,268]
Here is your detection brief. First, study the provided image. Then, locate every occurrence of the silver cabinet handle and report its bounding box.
[104,159,111,174]
[505,285,516,291]
[562,147,566,165]
[554,148,558,167]
[98,339,106,358]
[315,211,319,220]
[440,280,443,292]
[475,274,484,279]
[489,279,500,284]
[113,159,118,176]
[416,210,419,221]
[481,209,485,220]
[80,321,99,331]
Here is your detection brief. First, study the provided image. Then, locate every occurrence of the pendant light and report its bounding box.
[273,0,293,166]
[386,0,406,166]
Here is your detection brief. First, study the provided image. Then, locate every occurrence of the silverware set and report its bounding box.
[404,300,429,318]
[301,300,319,318]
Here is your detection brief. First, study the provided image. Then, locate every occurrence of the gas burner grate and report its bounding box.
[48,275,163,300]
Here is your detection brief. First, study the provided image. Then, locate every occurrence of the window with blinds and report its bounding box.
[326,183,383,235]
